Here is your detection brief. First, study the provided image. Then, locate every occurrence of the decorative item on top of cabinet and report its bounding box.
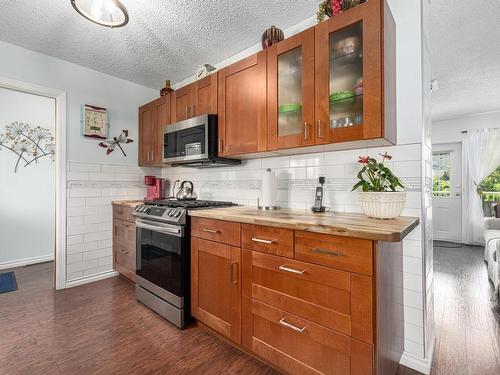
[315,0,396,145]
[267,28,315,150]
[261,25,284,49]
[218,51,267,156]
[160,80,174,96]
[195,64,216,80]
[171,73,217,122]
[138,95,170,166]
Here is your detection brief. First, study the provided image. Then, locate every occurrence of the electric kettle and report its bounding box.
[175,181,197,201]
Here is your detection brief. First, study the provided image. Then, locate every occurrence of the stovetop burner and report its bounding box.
[146,199,236,209]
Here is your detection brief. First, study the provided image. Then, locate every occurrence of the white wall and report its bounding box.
[0,40,159,282]
[0,87,55,267]
[0,40,158,164]
[433,111,500,144]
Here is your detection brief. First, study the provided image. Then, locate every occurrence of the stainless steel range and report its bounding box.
[133,199,235,328]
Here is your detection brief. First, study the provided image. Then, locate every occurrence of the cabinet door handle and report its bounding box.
[251,237,274,244]
[120,248,129,254]
[317,120,323,138]
[304,122,310,140]
[218,139,223,153]
[312,248,343,257]
[114,226,117,236]
[231,262,239,285]
[278,318,306,333]
[279,265,306,275]
[151,150,154,161]
[192,104,196,116]
[202,228,220,234]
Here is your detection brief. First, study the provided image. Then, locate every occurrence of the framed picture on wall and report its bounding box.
[81,104,109,139]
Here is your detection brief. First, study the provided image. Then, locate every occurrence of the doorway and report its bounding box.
[0,77,66,289]
[432,142,462,243]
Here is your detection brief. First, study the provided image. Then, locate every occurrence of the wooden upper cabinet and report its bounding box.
[139,95,170,166]
[267,28,315,150]
[191,237,242,344]
[218,51,267,157]
[315,0,384,144]
[138,101,157,166]
[171,74,217,122]
[171,84,194,122]
[194,74,217,116]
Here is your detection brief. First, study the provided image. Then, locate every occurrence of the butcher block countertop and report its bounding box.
[189,206,419,242]
[112,200,143,207]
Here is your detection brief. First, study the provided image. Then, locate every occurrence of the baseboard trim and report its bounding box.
[66,270,119,289]
[0,255,54,270]
[400,330,435,375]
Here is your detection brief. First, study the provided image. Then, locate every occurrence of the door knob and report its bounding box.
[455,193,461,196]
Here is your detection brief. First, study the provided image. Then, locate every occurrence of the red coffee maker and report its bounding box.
[144,176,165,201]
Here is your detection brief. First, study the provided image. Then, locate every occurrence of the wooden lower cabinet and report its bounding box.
[113,217,136,282]
[191,237,241,343]
[191,218,403,375]
[242,298,373,375]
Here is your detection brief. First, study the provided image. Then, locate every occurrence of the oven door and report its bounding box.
[163,115,209,164]
[135,219,187,307]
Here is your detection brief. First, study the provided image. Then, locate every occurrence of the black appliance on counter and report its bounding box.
[163,114,241,168]
[133,199,235,328]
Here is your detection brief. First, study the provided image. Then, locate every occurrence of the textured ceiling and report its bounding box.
[0,0,320,89]
[430,0,500,121]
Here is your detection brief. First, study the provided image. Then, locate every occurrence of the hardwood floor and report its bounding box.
[1,243,499,375]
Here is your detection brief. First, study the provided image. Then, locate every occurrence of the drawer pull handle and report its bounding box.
[202,228,220,234]
[312,248,343,257]
[279,318,306,333]
[230,262,239,285]
[251,237,274,244]
[120,248,129,254]
[279,265,306,275]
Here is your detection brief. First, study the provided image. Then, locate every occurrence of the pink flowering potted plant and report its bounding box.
[352,153,406,219]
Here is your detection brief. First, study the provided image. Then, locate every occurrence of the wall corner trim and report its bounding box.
[399,329,436,375]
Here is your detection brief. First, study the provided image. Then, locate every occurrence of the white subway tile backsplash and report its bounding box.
[306,165,344,179]
[324,149,366,165]
[290,153,324,167]
[67,234,83,245]
[262,155,290,169]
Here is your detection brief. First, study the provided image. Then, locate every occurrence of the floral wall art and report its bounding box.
[0,121,55,172]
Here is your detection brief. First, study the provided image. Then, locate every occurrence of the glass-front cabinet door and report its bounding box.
[268,28,315,150]
[315,0,382,144]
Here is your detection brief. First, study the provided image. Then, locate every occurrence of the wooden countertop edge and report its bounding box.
[189,209,420,242]
[112,200,143,207]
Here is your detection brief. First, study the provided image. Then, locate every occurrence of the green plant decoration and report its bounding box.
[352,153,405,192]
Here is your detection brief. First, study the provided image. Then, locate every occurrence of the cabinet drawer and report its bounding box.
[295,231,373,276]
[191,217,240,246]
[243,299,373,375]
[243,250,373,343]
[115,242,136,271]
[241,224,293,258]
[113,204,136,223]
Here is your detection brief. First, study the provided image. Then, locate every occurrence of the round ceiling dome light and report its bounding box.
[71,0,129,28]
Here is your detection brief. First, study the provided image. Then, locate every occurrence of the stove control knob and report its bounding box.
[167,209,174,216]
[174,211,181,218]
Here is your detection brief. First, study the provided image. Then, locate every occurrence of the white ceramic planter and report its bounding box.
[358,191,406,219]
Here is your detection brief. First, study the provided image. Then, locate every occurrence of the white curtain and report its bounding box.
[463,129,500,245]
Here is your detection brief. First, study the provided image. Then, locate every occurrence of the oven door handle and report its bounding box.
[135,219,183,237]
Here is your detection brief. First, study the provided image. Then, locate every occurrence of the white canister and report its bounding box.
[261,168,278,208]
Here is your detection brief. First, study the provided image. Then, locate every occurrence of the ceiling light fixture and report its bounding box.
[71,0,129,28]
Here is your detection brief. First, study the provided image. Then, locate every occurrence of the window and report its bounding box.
[432,152,451,197]
[479,166,500,217]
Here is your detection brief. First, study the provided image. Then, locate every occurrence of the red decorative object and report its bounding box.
[160,80,173,96]
[331,0,342,15]
[99,129,133,156]
[358,156,370,164]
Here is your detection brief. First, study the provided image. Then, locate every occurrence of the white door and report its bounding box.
[432,142,462,242]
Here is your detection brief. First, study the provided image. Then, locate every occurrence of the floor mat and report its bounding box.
[434,240,463,248]
[0,271,18,293]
